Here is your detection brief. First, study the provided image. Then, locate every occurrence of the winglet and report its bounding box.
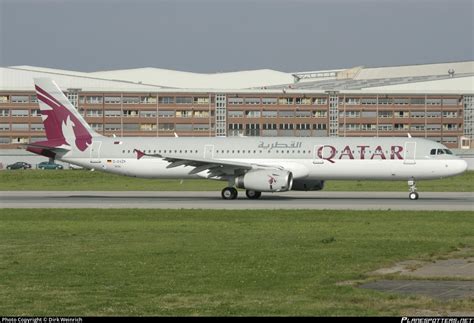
[133,149,145,160]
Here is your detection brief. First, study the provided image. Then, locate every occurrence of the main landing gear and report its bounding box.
[408,178,419,200]
[221,187,238,200]
[221,187,262,200]
[245,190,262,199]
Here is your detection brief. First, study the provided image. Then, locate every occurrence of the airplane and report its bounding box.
[27,78,468,200]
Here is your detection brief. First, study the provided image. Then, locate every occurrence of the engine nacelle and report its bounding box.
[235,169,293,192]
[291,180,325,191]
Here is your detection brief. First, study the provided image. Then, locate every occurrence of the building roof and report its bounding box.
[2,61,473,94]
[88,67,295,89]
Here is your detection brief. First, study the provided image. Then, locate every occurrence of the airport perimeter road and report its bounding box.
[1,191,473,210]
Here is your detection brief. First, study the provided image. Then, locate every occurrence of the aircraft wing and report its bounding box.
[133,149,280,178]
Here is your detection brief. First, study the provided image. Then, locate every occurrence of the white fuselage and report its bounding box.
[58,136,468,181]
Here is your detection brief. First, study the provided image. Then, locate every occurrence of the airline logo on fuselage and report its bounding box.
[317,145,404,163]
[258,141,404,163]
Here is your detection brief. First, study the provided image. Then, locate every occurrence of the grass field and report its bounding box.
[0,209,473,316]
[1,169,473,192]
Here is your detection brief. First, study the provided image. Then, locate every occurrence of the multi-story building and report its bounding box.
[0,61,473,150]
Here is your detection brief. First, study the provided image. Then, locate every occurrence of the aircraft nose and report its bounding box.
[451,159,468,175]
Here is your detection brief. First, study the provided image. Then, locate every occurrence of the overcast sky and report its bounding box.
[1,0,473,73]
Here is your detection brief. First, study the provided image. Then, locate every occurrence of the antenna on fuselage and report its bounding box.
[174,132,179,138]
[407,133,412,138]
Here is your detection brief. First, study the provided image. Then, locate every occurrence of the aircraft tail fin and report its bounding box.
[33,78,102,152]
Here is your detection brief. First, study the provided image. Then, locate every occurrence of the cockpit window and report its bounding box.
[430,148,453,155]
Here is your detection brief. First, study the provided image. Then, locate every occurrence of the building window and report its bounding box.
[246,110,261,118]
[228,97,244,105]
[159,96,174,104]
[139,110,157,118]
[122,124,140,131]
[158,123,174,131]
[123,110,139,117]
[194,97,209,105]
[262,110,277,118]
[262,98,277,105]
[193,124,210,131]
[314,110,327,118]
[244,98,261,105]
[11,95,29,103]
[11,123,29,130]
[279,111,294,118]
[228,110,244,118]
[158,110,175,118]
[296,110,312,118]
[313,97,327,105]
[394,98,409,105]
[122,97,140,105]
[410,98,425,105]
[105,124,121,131]
[105,110,121,117]
[175,124,193,131]
[11,109,29,117]
[378,111,393,118]
[176,97,193,104]
[141,96,156,104]
[0,124,10,131]
[361,98,377,105]
[278,98,294,105]
[443,98,459,105]
[176,111,192,118]
[31,124,44,131]
[104,96,121,104]
[194,110,209,118]
[86,96,103,104]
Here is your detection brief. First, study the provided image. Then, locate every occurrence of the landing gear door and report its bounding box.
[404,142,416,165]
[204,144,214,159]
[313,145,324,164]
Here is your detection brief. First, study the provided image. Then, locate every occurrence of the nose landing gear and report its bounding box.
[408,178,419,200]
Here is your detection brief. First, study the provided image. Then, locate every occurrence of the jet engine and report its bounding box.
[291,180,325,191]
[235,169,293,192]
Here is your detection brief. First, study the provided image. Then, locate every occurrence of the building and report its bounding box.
[0,61,473,151]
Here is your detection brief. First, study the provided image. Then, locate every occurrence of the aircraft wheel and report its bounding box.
[246,190,262,199]
[409,192,419,200]
[221,187,238,200]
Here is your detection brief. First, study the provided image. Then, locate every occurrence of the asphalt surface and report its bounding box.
[360,280,474,300]
[1,191,473,210]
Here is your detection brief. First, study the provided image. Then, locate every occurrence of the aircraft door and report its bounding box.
[313,145,324,164]
[90,140,102,159]
[204,144,214,159]
[404,142,416,165]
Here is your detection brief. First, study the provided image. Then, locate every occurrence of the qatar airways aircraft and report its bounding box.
[27,78,467,200]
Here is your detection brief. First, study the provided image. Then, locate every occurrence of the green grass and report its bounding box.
[0,209,473,316]
[1,170,473,192]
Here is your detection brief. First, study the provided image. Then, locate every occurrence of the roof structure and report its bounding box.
[2,61,473,94]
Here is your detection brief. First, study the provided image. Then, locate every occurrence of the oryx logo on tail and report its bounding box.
[34,78,95,151]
